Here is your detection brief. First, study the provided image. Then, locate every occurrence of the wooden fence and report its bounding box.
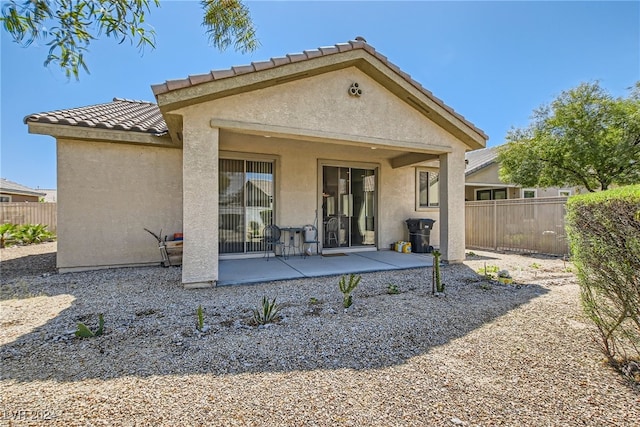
[0,202,57,233]
[465,197,569,256]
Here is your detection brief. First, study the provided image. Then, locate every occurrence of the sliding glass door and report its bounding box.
[219,159,274,254]
[322,166,376,249]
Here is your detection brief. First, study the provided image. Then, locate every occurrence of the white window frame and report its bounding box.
[558,189,572,197]
[415,168,439,210]
[521,188,537,199]
[0,195,11,202]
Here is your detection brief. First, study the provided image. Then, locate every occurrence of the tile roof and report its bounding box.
[24,98,167,135]
[465,146,500,176]
[152,37,487,140]
[23,38,487,144]
[0,178,46,197]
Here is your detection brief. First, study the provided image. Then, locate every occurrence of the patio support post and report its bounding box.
[439,150,466,263]
[181,119,219,288]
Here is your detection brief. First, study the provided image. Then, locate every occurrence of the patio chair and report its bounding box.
[325,217,339,247]
[302,224,320,258]
[262,224,284,261]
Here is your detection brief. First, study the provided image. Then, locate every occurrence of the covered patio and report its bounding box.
[218,250,433,286]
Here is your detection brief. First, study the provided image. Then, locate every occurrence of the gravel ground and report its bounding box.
[1,242,638,426]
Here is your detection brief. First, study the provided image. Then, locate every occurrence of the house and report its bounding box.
[24,38,487,288]
[465,146,578,201]
[0,178,46,202]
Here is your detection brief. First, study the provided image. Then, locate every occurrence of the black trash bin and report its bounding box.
[405,218,436,253]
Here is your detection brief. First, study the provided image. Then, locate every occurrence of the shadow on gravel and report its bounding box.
[0,255,551,383]
[0,252,57,287]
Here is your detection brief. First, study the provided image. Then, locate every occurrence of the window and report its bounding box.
[0,196,10,202]
[416,169,439,208]
[522,189,537,198]
[219,158,274,254]
[558,189,571,197]
[476,188,507,201]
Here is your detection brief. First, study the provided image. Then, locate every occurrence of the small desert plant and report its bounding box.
[17,224,55,244]
[196,305,204,331]
[387,284,400,294]
[309,297,319,305]
[339,274,361,308]
[0,223,17,248]
[0,223,54,247]
[75,314,104,338]
[477,263,500,279]
[252,296,281,325]
[530,262,541,269]
[432,250,444,293]
[479,282,492,290]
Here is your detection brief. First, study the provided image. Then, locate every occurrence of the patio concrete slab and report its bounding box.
[218,250,433,286]
[218,257,304,286]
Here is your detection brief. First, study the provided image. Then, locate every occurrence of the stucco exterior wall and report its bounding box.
[187,67,462,150]
[466,163,502,185]
[57,139,182,272]
[169,65,471,280]
[217,132,441,249]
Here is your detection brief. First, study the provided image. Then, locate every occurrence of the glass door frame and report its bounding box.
[317,159,380,253]
[219,151,279,258]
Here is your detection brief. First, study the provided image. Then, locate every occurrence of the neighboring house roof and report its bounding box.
[0,178,46,197]
[248,179,273,198]
[24,98,167,136]
[465,146,500,176]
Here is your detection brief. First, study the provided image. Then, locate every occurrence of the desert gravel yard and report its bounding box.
[1,242,638,426]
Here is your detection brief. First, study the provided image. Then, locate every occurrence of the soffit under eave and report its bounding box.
[155,50,487,151]
[27,122,178,148]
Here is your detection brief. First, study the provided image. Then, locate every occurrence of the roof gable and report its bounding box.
[153,38,487,150]
[465,146,500,176]
[23,38,487,151]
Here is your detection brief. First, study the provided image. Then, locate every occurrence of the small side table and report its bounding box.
[280,227,303,257]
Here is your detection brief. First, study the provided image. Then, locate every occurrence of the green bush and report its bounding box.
[0,223,18,248]
[0,223,55,247]
[566,185,640,377]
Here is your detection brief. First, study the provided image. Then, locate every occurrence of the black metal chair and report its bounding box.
[262,225,284,260]
[302,224,320,258]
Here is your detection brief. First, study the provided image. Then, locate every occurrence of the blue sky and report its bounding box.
[1,1,638,190]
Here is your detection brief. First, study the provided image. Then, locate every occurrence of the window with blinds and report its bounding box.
[219,159,274,254]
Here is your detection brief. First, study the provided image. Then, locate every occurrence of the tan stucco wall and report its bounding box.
[181,118,218,287]
[188,67,461,150]
[172,67,470,269]
[217,132,441,249]
[466,163,502,185]
[56,139,182,272]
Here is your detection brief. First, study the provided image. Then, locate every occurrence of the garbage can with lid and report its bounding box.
[405,218,436,253]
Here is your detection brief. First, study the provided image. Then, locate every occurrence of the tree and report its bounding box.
[498,81,640,192]
[1,0,258,79]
